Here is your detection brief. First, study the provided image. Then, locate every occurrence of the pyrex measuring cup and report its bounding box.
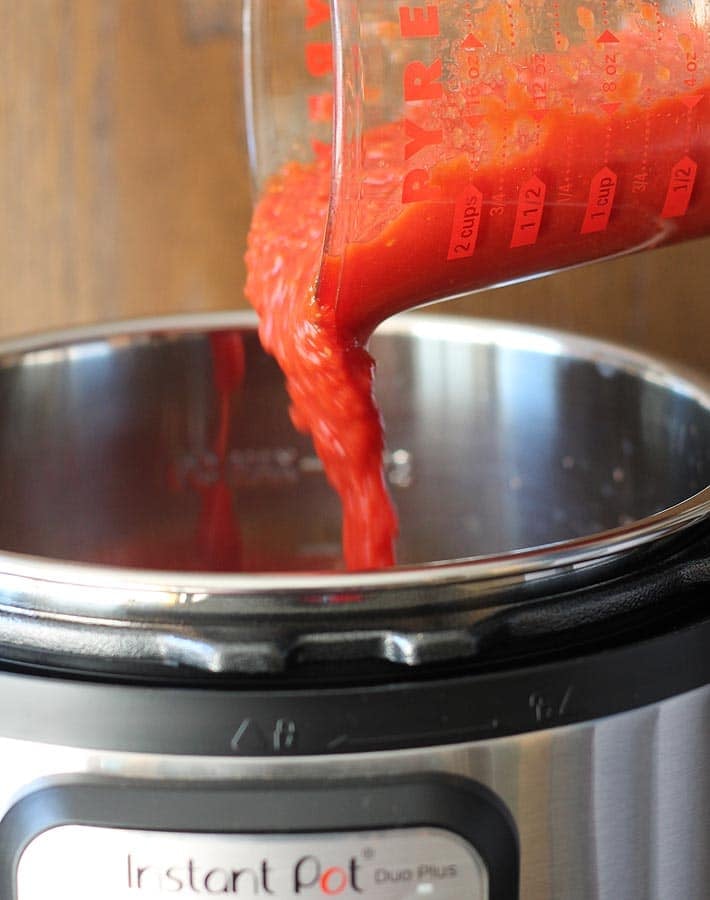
[245,0,710,339]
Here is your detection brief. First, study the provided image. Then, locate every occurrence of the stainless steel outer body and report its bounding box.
[1,683,708,900]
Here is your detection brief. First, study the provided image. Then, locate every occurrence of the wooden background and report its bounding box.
[0,0,707,373]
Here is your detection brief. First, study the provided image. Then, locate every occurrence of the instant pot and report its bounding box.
[0,312,708,900]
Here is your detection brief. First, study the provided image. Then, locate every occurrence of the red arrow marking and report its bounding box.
[680,94,703,109]
[597,30,620,43]
[462,33,484,50]
[599,101,621,115]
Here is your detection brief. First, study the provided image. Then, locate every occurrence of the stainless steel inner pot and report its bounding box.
[0,312,708,675]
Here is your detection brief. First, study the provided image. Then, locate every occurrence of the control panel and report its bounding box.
[0,777,518,899]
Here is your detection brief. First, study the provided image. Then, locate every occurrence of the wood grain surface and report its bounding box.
[0,0,707,374]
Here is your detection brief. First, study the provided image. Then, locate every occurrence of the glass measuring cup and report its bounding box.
[245,0,710,340]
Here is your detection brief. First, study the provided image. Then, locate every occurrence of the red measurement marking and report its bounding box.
[510,176,547,247]
[405,118,443,159]
[311,138,332,161]
[462,33,484,49]
[404,58,443,102]
[447,186,483,260]
[599,101,621,115]
[305,42,333,77]
[306,0,330,29]
[581,167,618,233]
[505,0,517,46]
[308,93,334,122]
[662,156,698,217]
[680,93,703,109]
[597,29,619,43]
[399,5,440,38]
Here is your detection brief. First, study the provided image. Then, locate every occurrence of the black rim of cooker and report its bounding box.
[0,523,706,756]
[0,573,706,757]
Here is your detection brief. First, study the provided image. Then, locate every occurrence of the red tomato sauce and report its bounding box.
[245,159,398,570]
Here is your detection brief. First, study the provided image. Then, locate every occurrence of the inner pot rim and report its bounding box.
[0,310,707,607]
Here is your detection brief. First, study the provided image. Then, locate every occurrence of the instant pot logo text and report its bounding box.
[126,853,364,895]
